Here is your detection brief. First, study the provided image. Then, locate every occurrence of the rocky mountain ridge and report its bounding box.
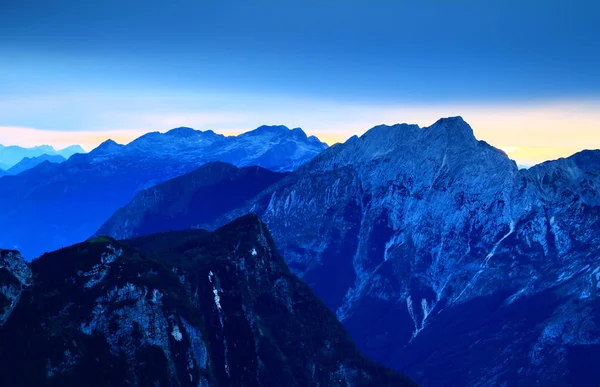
[99,116,600,386]
[0,215,415,387]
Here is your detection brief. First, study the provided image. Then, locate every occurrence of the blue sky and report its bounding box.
[1,0,599,165]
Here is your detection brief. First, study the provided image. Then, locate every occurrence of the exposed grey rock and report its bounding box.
[0,216,415,387]
[198,116,600,385]
[0,249,32,325]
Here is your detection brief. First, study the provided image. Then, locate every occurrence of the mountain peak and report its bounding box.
[30,145,55,152]
[59,145,86,154]
[571,149,600,170]
[92,139,124,154]
[249,125,291,135]
[165,127,199,137]
[291,127,308,139]
[436,115,466,124]
[359,123,421,145]
[427,116,477,146]
[346,135,359,144]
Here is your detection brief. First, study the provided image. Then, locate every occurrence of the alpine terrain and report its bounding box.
[0,215,416,387]
[0,126,327,259]
[101,116,600,386]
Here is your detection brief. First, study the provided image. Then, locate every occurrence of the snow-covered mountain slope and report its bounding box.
[0,126,327,259]
[192,117,600,385]
[96,125,327,173]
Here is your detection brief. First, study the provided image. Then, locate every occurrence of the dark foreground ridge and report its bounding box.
[0,214,416,387]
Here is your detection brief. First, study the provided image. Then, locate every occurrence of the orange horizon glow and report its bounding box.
[1,99,598,167]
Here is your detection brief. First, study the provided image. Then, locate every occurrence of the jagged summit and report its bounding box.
[301,116,504,175]
[363,123,421,136]
[165,126,197,137]
[164,127,223,139]
[247,124,292,135]
[527,148,600,173]
[60,145,86,154]
[345,135,359,144]
[240,125,322,144]
[570,149,600,170]
[425,116,477,146]
[241,125,307,142]
[92,139,124,154]
[434,115,466,124]
[0,143,85,168]
[356,116,477,148]
[356,123,420,146]
[290,127,309,139]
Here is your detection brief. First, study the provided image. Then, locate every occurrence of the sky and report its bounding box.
[1,0,599,166]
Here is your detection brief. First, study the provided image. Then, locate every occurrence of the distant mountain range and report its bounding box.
[0,154,66,177]
[0,215,416,387]
[0,143,84,168]
[96,117,600,386]
[0,125,327,258]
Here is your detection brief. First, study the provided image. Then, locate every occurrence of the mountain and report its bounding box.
[0,143,84,168]
[101,117,600,385]
[3,154,66,175]
[0,249,32,326]
[0,126,327,259]
[119,125,327,173]
[96,162,288,240]
[0,215,416,387]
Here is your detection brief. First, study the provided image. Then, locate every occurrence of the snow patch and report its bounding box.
[208,271,230,378]
[172,325,183,341]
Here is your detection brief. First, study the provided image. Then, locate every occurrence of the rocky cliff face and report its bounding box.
[186,117,600,386]
[0,215,415,387]
[0,249,32,326]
